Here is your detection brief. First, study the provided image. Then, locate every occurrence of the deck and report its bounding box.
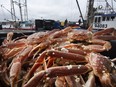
[0,29,36,44]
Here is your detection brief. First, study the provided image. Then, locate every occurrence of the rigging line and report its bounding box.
[1,5,6,20]
[75,0,84,23]
[105,0,115,12]
[69,0,78,21]
[1,5,19,20]
[70,0,77,21]
[67,0,73,21]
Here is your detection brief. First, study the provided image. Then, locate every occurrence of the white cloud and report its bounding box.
[2,0,115,22]
[0,0,88,21]
[27,0,87,21]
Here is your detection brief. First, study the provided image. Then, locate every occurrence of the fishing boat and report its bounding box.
[0,0,35,30]
[92,0,116,29]
[76,0,116,29]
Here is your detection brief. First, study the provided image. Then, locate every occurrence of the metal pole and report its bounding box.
[25,0,28,21]
[10,0,13,20]
[11,0,16,21]
[12,1,16,21]
[87,0,94,27]
[19,0,23,21]
[111,0,114,11]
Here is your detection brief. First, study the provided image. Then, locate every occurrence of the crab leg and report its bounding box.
[93,28,115,36]
[84,72,96,87]
[65,75,83,87]
[88,39,111,51]
[57,47,86,55]
[24,65,90,87]
[23,49,87,85]
[82,44,110,52]
[22,51,47,85]
[10,45,33,87]
[47,50,86,62]
[93,35,116,40]
[46,57,55,68]
[51,27,72,38]
[55,76,67,87]
[4,47,24,59]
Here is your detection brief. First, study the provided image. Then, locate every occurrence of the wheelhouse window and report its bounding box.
[111,16,115,21]
[102,17,105,21]
[95,17,97,23]
[94,17,101,23]
[98,17,101,23]
[106,17,110,21]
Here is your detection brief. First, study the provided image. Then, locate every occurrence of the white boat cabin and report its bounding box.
[93,13,116,29]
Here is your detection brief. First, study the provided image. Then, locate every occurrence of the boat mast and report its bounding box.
[86,0,94,28]
[10,0,16,21]
[19,0,23,21]
[24,0,28,21]
[12,0,28,21]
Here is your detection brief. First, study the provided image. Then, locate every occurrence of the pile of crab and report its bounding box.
[0,27,116,87]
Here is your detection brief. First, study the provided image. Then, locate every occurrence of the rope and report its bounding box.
[1,5,6,20]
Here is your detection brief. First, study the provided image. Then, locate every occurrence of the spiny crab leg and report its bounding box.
[4,47,24,59]
[88,39,111,51]
[2,41,26,49]
[93,35,116,40]
[22,51,47,85]
[23,49,87,85]
[93,28,115,36]
[10,45,33,87]
[57,47,86,56]
[23,65,90,87]
[93,28,116,40]
[47,50,86,62]
[46,47,86,68]
[84,72,96,87]
[51,27,72,38]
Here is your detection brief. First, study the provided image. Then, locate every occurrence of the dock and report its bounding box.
[0,29,36,44]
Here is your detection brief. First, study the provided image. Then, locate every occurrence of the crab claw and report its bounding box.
[87,52,116,87]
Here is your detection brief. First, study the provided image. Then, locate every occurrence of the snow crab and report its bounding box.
[0,27,116,87]
[22,44,116,87]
